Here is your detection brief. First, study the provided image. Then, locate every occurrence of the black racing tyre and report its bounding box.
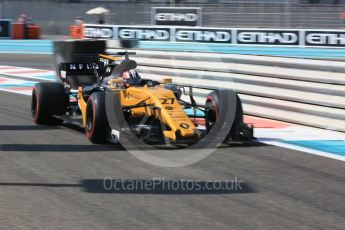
[85,92,108,144]
[205,90,244,140]
[229,94,245,140]
[205,91,219,133]
[31,82,67,125]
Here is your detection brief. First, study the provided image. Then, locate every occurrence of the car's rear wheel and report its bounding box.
[31,82,67,125]
[85,92,108,143]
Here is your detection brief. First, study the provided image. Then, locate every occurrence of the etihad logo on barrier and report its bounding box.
[153,7,201,26]
[237,31,299,44]
[155,13,198,22]
[84,27,113,38]
[118,28,170,41]
[305,32,345,46]
[174,28,231,43]
[176,30,231,42]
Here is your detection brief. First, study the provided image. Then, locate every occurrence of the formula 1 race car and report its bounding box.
[31,52,253,145]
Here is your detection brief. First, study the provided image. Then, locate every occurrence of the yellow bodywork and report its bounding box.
[121,85,199,141]
[77,82,199,142]
[98,54,122,63]
[77,54,199,142]
[77,87,87,127]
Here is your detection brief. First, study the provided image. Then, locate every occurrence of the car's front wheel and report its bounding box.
[205,90,249,141]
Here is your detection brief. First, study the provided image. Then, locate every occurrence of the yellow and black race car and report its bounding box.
[31,52,253,145]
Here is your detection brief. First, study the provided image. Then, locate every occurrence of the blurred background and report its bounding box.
[2,0,345,35]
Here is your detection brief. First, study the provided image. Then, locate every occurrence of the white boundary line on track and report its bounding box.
[261,140,345,162]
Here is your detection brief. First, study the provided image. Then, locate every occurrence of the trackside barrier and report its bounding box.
[12,23,41,39]
[27,26,41,39]
[12,23,25,39]
[136,41,345,60]
[106,46,345,132]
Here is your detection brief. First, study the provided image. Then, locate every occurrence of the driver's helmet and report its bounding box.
[122,69,141,87]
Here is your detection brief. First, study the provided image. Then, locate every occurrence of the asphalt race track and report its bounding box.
[0,54,344,230]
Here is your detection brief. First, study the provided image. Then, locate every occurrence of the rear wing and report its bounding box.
[72,51,136,69]
[58,52,137,80]
[58,63,97,83]
[59,63,96,75]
